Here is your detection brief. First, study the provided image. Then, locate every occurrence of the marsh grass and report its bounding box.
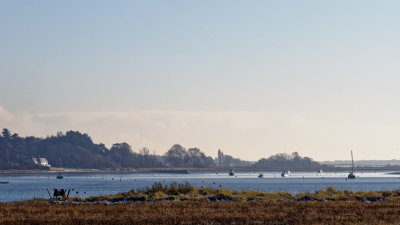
[5,183,400,224]
[2,199,400,224]
[73,183,400,204]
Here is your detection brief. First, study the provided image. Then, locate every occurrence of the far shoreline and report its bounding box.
[1,166,400,174]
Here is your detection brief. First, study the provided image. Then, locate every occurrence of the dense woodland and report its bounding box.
[0,128,323,170]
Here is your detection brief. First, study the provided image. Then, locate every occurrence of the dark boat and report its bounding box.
[348,172,355,179]
[56,172,63,179]
[258,173,263,178]
[348,150,356,179]
[56,156,64,179]
[229,170,234,176]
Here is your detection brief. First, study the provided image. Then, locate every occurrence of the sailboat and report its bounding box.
[347,150,356,179]
[56,172,63,179]
[56,157,63,179]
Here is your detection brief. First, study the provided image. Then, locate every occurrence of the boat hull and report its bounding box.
[348,174,356,179]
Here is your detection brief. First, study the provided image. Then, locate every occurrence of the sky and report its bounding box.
[1,1,400,161]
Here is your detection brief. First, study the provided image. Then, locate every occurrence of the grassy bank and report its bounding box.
[2,200,400,224]
[3,184,400,224]
[73,182,400,203]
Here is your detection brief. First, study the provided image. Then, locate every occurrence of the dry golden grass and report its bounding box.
[1,200,400,224]
[3,185,400,224]
[77,183,400,203]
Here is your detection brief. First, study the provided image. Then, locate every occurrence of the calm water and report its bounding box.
[1,171,400,202]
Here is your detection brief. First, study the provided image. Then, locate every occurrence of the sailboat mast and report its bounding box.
[351,150,354,172]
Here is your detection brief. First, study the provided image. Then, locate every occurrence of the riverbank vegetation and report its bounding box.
[68,183,400,204]
[0,128,325,170]
[2,184,400,224]
[2,195,400,224]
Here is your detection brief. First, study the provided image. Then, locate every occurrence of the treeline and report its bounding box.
[0,128,324,170]
[254,152,321,169]
[0,129,42,169]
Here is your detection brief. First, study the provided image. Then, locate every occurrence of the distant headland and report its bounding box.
[2,128,400,171]
[0,128,329,171]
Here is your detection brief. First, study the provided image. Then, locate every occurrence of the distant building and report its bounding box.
[32,157,51,167]
[39,158,50,167]
[32,157,39,165]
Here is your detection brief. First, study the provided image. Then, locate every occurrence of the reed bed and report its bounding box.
[2,200,400,224]
[78,182,400,203]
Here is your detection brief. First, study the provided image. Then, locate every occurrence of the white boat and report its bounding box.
[348,150,356,179]
[281,170,289,177]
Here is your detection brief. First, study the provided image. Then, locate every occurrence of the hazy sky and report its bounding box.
[1,1,400,161]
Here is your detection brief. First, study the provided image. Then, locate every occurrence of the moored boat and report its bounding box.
[348,150,356,179]
[56,172,63,179]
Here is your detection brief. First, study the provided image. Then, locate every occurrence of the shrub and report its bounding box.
[382,190,393,198]
[176,182,196,194]
[326,187,338,195]
[343,190,353,196]
[215,190,233,200]
[199,187,213,196]
[131,194,147,202]
[147,182,167,194]
[150,191,168,199]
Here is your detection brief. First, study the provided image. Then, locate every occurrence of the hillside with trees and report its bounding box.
[0,129,42,170]
[217,149,253,168]
[164,144,214,168]
[254,152,323,169]
[0,128,324,170]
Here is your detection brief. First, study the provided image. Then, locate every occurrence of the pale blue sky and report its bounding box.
[1,1,400,160]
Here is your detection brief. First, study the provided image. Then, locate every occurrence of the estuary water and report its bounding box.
[1,171,400,202]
